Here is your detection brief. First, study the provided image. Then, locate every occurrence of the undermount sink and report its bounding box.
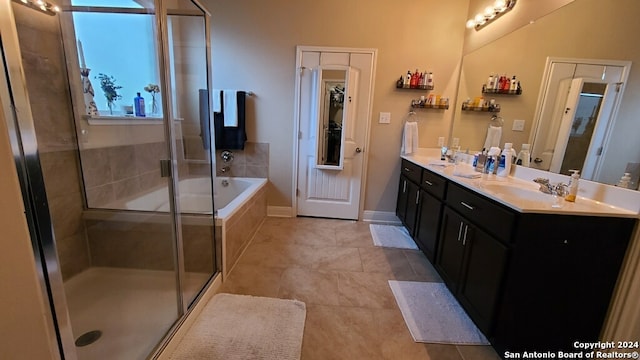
[477,181,553,202]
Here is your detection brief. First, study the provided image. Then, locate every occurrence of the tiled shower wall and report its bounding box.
[212,142,269,178]
[81,142,167,208]
[14,5,89,280]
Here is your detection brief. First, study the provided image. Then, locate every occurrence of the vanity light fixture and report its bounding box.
[11,0,60,16]
[466,0,517,30]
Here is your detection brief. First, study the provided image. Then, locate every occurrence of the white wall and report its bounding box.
[203,0,469,213]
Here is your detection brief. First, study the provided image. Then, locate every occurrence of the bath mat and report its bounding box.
[170,293,306,360]
[388,281,489,345]
[369,224,418,249]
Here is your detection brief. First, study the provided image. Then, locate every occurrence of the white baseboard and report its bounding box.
[267,206,294,217]
[362,210,401,224]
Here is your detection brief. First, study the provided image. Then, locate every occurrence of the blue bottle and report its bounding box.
[134,92,146,117]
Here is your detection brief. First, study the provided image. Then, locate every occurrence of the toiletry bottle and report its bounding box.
[565,169,580,202]
[410,69,419,88]
[497,143,514,177]
[134,92,146,117]
[487,74,494,91]
[427,72,434,89]
[475,149,487,172]
[618,173,632,188]
[404,71,411,88]
[510,76,518,92]
[486,147,501,174]
[516,144,530,166]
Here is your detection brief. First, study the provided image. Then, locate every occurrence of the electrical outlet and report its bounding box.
[513,119,525,131]
[379,112,391,124]
[438,137,445,147]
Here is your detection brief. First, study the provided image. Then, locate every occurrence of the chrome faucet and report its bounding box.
[533,178,568,196]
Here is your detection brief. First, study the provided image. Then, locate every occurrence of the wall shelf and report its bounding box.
[396,84,435,91]
[411,103,449,110]
[461,105,500,113]
[482,88,522,95]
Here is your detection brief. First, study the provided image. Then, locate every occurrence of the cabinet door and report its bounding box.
[404,180,420,236]
[396,176,409,223]
[416,190,442,262]
[435,208,466,292]
[458,223,508,334]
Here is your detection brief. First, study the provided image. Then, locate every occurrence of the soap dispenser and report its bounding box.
[565,169,580,202]
[618,173,632,189]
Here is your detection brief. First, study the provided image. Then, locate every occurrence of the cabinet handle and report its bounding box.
[403,180,407,193]
[458,222,464,241]
[415,191,420,205]
[424,180,434,186]
[460,201,475,211]
[462,225,469,246]
[404,167,412,173]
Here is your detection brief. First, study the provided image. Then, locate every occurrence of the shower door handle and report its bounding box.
[160,159,172,177]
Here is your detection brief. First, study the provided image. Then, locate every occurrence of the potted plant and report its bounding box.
[96,73,122,115]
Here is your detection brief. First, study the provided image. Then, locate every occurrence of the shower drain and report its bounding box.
[75,330,102,347]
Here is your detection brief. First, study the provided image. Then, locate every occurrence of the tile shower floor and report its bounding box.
[64,267,210,360]
[220,217,502,360]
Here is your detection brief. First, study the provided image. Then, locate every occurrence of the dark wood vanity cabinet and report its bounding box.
[436,185,510,334]
[397,159,428,238]
[415,170,447,261]
[395,157,637,357]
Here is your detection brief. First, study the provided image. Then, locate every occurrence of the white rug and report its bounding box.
[369,224,418,249]
[388,281,489,345]
[170,293,307,360]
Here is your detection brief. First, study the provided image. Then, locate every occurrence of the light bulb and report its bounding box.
[484,6,495,17]
[466,19,476,29]
[53,5,60,12]
[494,0,507,11]
[475,13,485,24]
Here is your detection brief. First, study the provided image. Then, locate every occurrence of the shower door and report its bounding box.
[1,0,217,359]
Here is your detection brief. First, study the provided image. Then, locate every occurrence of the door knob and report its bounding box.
[534,158,543,164]
[355,147,362,153]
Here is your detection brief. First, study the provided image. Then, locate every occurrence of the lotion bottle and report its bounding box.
[497,143,514,177]
[516,144,530,166]
[134,92,146,117]
[565,169,580,202]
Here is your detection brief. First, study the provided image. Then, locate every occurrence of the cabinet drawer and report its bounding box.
[421,170,447,199]
[401,159,422,184]
[446,183,515,243]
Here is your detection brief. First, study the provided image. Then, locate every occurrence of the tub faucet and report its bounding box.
[219,165,230,175]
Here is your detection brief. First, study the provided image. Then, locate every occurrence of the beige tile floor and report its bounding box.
[220,217,502,360]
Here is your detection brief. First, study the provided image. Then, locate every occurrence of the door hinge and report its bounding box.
[299,131,302,139]
[296,188,300,197]
[596,147,603,156]
[615,82,623,92]
[160,159,171,178]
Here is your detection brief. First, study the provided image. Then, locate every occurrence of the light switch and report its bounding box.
[379,112,391,124]
[438,137,445,147]
[513,119,525,131]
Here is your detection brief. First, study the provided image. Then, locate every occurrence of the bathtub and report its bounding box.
[83,176,267,279]
[122,177,266,221]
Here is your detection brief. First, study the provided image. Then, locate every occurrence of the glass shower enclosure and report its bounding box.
[0,0,218,358]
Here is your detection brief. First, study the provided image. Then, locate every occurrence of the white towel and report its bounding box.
[223,90,238,127]
[483,125,502,150]
[401,122,419,155]
[212,89,222,112]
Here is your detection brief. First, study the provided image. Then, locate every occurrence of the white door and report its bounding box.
[295,48,375,220]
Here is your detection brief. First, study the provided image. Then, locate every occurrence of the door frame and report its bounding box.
[292,46,377,219]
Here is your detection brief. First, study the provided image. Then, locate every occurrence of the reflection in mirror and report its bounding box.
[314,66,349,169]
[452,0,640,190]
[530,59,630,181]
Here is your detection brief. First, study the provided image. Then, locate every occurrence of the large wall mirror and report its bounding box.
[452,0,640,190]
[313,65,357,170]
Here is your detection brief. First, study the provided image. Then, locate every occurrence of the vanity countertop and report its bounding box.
[401,153,639,218]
